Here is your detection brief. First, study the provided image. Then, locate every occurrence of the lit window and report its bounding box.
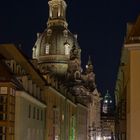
[45,44,49,54]
[110,100,112,103]
[103,106,108,114]
[64,42,70,55]
[0,87,8,94]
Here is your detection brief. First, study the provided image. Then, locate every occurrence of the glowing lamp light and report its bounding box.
[104,100,108,103]
[86,65,88,68]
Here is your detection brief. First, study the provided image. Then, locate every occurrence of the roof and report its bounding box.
[125,15,140,44]
[0,44,46,88]
[0,60,24,89]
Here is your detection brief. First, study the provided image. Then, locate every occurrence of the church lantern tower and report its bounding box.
[47,0,68,28]
[102,90,113,114]
[32,0,80,76]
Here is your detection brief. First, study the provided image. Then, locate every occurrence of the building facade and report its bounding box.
[0,44,46,140]
[0,60,16,140]
[115,15,140,140]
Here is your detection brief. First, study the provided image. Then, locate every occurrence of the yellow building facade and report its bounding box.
[115,16,140,140]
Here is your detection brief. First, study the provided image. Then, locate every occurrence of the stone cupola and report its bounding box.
[32,0,81,76]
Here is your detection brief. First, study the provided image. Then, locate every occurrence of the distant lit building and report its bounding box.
[101,90,115,140]
[115,15,140,140]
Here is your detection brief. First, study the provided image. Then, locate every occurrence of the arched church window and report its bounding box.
[52,7,58,18]
[103,105,108,114]
[45,44,50,54]
[63,30,68,37]
[47,29,52,36]
[32,46,36,58]
[74,71,80,79]
[64,41,70,55]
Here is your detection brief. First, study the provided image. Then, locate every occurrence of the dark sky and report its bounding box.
[0,0,140,97]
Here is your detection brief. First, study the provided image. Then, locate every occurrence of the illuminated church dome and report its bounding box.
[32,0,80,75]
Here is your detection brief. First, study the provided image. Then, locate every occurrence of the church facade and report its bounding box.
[0,0,101,140]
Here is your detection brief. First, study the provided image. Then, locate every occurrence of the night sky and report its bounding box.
[0,0,140,97]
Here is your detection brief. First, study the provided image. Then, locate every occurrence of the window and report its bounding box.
[70,115,76,140]
[10,88,15,97]
[64,42,70,55]
[32,47,36,58]
[37,109,39,120]
[0,113,7,120]
[45,44,49,54]
[103,105,108,114]
[52,7,58,18]
[53,106,59,125]
[9,113,14,121]
[0,96,7,104]
[47,29,52,36]
[63,30,68,37]
[110,100,112,103]
[41,110,43,121]
[28,105,31,118]
[33,107,36,119]
[0,105,7,112]
[0,126,6,139]
[0,87,8,95]
[9,105,14,113]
